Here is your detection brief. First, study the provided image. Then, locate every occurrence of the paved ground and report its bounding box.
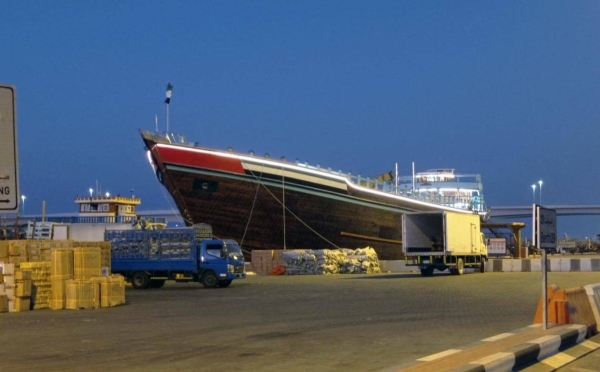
[1,271,599,372]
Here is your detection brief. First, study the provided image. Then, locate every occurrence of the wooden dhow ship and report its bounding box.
[140,130,488,259]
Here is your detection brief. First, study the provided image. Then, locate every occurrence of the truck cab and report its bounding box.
[199,239,246,287]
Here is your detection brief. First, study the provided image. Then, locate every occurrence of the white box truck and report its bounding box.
[403,211,487,276]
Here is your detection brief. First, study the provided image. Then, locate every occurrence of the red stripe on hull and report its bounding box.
[157,145,245,174]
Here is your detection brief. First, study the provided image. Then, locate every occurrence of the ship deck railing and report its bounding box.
[300,164,487,212]
[343,173,487,212]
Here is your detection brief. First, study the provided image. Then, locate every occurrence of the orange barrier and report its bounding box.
[533,284,597,337]
[534,284,560,324]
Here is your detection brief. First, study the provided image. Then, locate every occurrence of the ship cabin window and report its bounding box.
[80,204,99,212]
[101,204,109,212]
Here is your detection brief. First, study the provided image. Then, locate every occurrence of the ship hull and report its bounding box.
[164,168,405,259]
[141,131,481,260]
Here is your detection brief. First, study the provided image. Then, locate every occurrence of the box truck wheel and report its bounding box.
[219,279,232,288]
[131,272,150,289]
[456,259,464,275]
[479,259,486,273]
[201,271,219,288]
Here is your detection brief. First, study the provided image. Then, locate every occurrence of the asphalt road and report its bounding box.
[1,271,599,372]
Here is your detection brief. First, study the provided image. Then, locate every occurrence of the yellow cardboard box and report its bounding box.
[15,279,32,297]
[3,274,14,288]
[8,241,23,256]
[65,280,95,310]
[51,249,73,279]
[50,279,67,310]
[0,262,15,275]
[0,241,8,258]
[0,294,7,312]
[9,297,30,312]
[14,270,32,280]
[73,248,101,280]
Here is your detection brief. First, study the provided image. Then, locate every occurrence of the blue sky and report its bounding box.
[2,2,600,238]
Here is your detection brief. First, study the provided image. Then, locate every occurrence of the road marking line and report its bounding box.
[540,352,575,368]
[416,349,462,362]
[580,340,600,350]
[482,333,514,342]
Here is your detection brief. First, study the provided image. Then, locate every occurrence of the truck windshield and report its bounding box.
[223,240,242,254]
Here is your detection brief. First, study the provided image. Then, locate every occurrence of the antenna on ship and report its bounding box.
[412,162,416,192]
[395,162,399,194]
[165,82,173,133]
[155,114,158,132]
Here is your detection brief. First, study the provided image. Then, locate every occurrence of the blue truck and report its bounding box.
[105,224,246,289]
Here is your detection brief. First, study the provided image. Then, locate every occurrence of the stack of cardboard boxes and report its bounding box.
[250,249,287,275]
[21,261,51,309]
[0,239,125,313]
[0,262,33,312]
[50,246,125,310]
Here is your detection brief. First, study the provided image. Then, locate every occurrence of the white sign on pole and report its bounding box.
[487,238,507,255]
[0,84,18,211]
[537,206,557,250]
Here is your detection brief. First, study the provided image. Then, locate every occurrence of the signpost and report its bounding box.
[0,84,18,211]
[532,204,557,330]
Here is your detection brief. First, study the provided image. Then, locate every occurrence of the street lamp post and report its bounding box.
[531,184,536,204]
[21,195,26,215]
[538,180,543,205]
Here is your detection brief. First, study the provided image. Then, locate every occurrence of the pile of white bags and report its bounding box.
[282,247,381,275]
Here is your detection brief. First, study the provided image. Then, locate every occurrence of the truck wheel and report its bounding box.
[420,267,434,277]
[131,272,150,289]
[457,259,464,275]
[201,272,219,288]
[479,259,486,273]
[219,279,232,288]
[149,279,165,288]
